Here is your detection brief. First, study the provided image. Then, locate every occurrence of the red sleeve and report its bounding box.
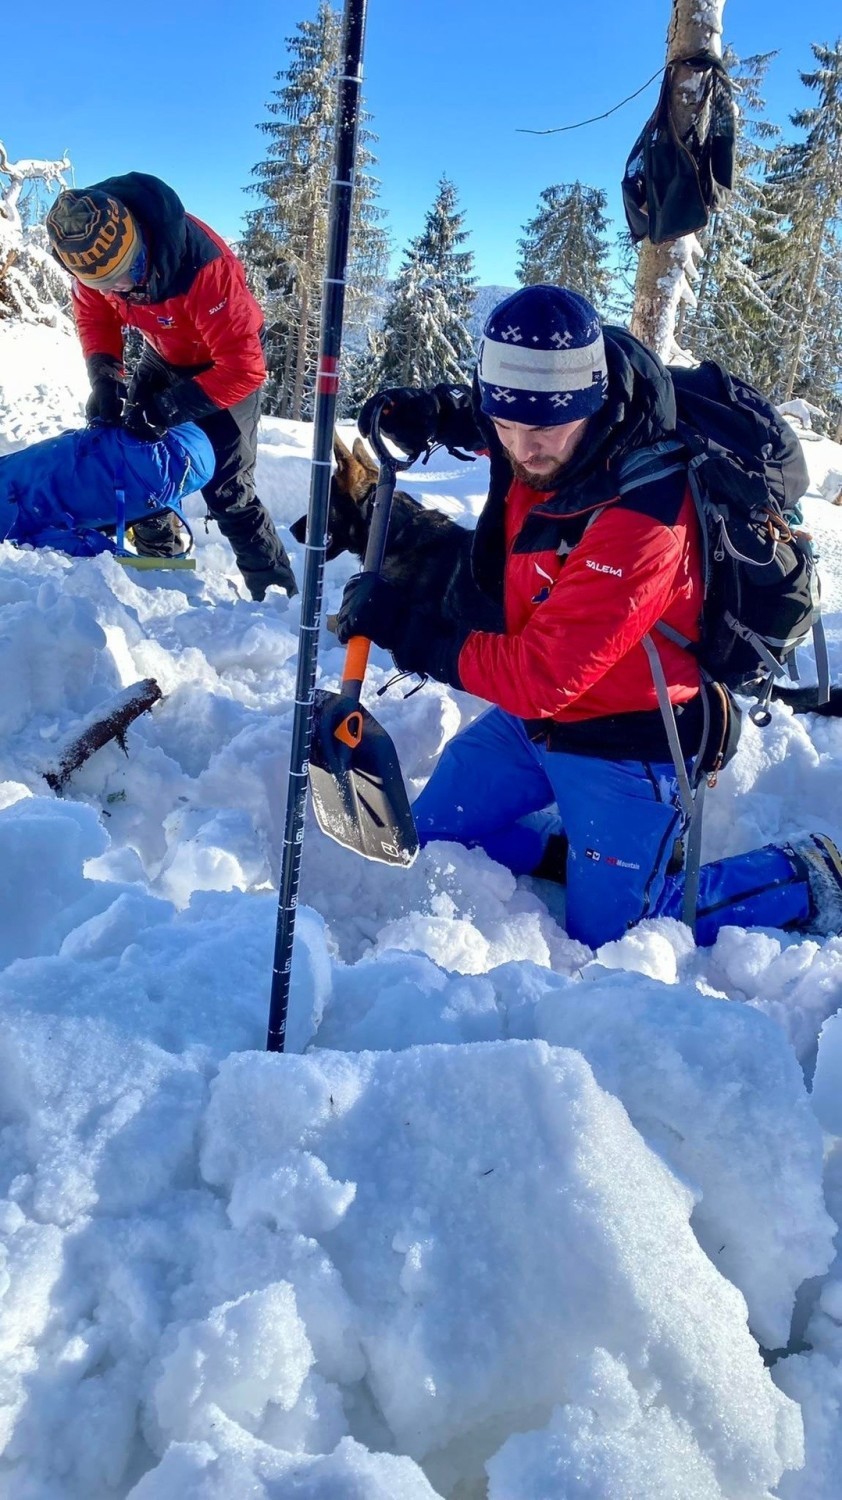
[457,504,685,719]
[185,253,266,408]
[70,281,125,365]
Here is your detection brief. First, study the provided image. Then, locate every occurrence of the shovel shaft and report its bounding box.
[341,634,371,694]
[362,449,399,574]
[331,408,396,728]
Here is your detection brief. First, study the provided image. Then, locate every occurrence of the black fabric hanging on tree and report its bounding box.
[622,51,736,244]
[266,0,368,1053]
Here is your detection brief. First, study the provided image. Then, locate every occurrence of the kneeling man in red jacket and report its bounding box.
[47,173,296,600]
[338,285,842,948]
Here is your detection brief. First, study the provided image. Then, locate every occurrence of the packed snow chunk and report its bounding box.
[58,887,174,962]
[0,795,129,965]
[151,1283,315,1442]
[315,949,502,1052]
[774,1352,842,1500]
[811,1009,842,1135]
[203,1042,802,1496]
[487,1349,724,1499]
[503,963,835,1349]
[0,1010,206,1223]
[592,916,696,983]
[0,581,121,743]
[127,1433,445,1499]
[705,926,842,1066]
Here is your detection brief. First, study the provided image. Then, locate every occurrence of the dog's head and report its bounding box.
[289,432,378,561]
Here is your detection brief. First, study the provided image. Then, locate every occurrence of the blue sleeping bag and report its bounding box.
[0,421,215,557]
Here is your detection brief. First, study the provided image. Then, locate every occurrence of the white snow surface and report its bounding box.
[2,324,842,1498]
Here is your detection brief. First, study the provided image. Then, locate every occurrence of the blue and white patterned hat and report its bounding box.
[477,285,608,426]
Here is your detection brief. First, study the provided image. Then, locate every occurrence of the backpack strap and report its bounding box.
[641,631,706,933]
[814,613,831,706]
[615,439,687,493]
[618,443,711,935]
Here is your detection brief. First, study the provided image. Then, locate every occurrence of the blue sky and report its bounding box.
[3,0,839,286]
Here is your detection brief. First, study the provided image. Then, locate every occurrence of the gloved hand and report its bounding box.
[358,389,440,459]
[240,550,299,601]
[86,377,126,425]
[336,572,468,688]
[123,401,168,443]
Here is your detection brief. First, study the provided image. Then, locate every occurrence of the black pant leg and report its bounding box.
[198,392,286,570]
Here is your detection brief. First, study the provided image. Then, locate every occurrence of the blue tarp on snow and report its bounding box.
[0,421,215,556]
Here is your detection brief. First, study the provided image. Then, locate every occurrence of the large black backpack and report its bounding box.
[620,359,826,725]
[617,359,828,933]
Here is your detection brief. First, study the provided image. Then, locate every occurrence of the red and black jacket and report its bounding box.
[63,173,266,420]
[427,328,705,761]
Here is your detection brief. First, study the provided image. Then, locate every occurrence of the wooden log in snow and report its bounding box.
[43,678,163,794]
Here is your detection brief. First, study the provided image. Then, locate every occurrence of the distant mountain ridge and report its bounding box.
[348,283,517,349]
[467,285,517,340]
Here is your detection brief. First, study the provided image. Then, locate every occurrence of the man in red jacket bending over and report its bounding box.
[46,173,297,600]
[338,284,842,949]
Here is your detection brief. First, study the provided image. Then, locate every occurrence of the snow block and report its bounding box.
[202,1040,803,1497]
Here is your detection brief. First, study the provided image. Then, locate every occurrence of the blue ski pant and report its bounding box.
[412,708,811,949]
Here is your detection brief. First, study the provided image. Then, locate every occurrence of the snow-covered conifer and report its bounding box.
[764,41,842,430]
[516,182,613,312]
[681,51,783,383]
[366,177,476,394]
[240,1,388,420]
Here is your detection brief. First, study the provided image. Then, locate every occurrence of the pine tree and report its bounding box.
[681,51,783,383]
[240,2,389,420]
[516,182,613,310]
[366,176,477,393]
[764,40,842,425]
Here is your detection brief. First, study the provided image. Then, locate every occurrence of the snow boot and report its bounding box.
[787,833,842,935]
[129,511,185,559]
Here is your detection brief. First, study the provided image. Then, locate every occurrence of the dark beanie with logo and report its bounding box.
[477,284,609,426]
[46,189,141,290]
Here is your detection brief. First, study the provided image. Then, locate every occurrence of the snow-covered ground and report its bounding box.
[3,321,842,1499]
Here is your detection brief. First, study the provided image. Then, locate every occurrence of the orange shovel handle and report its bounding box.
[332,635,372,749]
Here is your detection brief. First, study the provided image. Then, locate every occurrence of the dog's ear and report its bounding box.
[351,435,379,476]
[333,430,353,465]
[332,429,379,506]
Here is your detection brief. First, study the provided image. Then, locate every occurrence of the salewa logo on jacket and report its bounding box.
[531,560,554,604]
[586,558,624,578]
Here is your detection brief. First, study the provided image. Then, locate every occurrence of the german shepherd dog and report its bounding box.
[291,433,841,715]
[289,433,503,632]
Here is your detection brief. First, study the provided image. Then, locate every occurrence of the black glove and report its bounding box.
[336,573,468,689]
[86,377,126,425]
[123,401,168,443]
[358,389,440,459]
[125,372,219,435]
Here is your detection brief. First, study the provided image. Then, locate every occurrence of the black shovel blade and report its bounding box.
[309,688,419,866]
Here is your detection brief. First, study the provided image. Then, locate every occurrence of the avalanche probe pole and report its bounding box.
[266,0,368,1052]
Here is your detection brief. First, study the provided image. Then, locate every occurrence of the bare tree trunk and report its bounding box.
[630,0,725,359]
